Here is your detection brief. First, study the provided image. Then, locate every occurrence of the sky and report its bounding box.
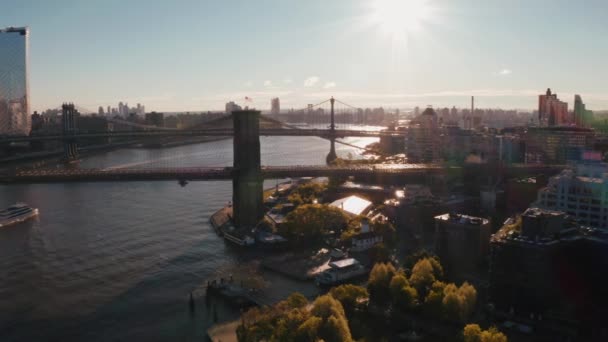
[2,0,608,112]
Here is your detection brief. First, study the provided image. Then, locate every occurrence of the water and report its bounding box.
[0,135,377,341]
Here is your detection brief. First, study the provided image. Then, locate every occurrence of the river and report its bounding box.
[0,134,378,342]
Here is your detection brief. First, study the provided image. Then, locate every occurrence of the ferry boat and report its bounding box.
[0,203,39,228]
[316,258,367,286]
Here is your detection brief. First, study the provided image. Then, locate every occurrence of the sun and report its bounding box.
[369,0,433,39]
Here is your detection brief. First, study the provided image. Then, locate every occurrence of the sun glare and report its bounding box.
[370,0,433,39]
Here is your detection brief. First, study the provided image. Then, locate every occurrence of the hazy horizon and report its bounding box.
[3,0,607,112]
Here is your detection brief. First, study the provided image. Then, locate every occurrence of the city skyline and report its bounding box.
[2,0,608,112]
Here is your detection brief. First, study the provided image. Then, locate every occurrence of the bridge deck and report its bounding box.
[0,164,565,184]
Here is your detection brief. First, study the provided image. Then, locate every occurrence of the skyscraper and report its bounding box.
[0,27,30,135]
[271,97,280,115]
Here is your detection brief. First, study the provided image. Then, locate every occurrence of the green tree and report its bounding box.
[329,285,369,317]
[284,292,309,310]
[296,316,322,342]
[463,324,508,342]
[479,327,508,342]
[371,220,397,248]
[423,281,446,318]
[463,324,482,342]
[389,274,418,311]
[311,295,353,342]
[409,258,436,297]
[367,263,397,306]
[458,282,477,320]
[368,242,390,264]
[288,182,327,206]
[281,204,348,243]
[442,285,462,322]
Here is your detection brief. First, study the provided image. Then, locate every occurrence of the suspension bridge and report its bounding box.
[0,97,566,228]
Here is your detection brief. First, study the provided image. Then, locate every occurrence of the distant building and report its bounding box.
[434,213,491,277]
[330,195,372,217]
[225,101,242,114]
[538,88,569,127]
[0,27,30,135]
[98,106,104,116]
[145,112,164,127]
[489,207,608,339]
[523,126,595,163]
[271,97,280,115]
[574,94,593,128]
[534,163,608,229]
[405,107,441,162]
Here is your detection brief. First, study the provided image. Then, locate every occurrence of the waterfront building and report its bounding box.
[489,207,608,339]
[330,195,372,217]
[538,88,569,127]
[270,97,280,115]
[434,213,491,277]
[534,163,608,229]
[350,218,383,252]
[0,27,30,136]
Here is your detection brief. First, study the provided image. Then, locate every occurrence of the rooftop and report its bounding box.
[329,258,360,269]
[435,213,489,226]
[330,195,372,217]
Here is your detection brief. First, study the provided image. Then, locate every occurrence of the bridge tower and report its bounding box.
[326,97,338,164]
[232,110,264,228]
[62,103,79,162]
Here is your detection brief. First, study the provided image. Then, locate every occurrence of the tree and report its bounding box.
[441,282,478,322]
[423,281,446,318]
[409,258,436,297]
[371,220,397,248]
[463,324,483,342]
[285,292,309,310]
[329,285,369,317]
[281,204,348,243]
[367,263,397,306]
[311,295,353,342]
[368,242,390,264]
[463,324,507,342]
[288,182,327,206]
[389,274,418,311]
[458,282,477,320]
[479,327,508,342]
[442,284,462,322]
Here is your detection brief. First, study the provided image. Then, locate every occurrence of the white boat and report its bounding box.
[0,203,38,228]
[316,258,367,286]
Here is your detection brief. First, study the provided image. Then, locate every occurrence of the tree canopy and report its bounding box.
[463,324,508,342]
[281,204,349,243]
[367,263,397,305]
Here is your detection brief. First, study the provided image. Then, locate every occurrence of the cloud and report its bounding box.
[304,76,320,87]
[263,80,273,87]
[497,69,512,76]
[323,82,337,89]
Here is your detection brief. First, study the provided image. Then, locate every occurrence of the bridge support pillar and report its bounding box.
[232,110,263,228]
[326,138,338,164]
[62,103,79,163]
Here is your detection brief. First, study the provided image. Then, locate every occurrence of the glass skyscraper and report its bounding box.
[0,27,30,136]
